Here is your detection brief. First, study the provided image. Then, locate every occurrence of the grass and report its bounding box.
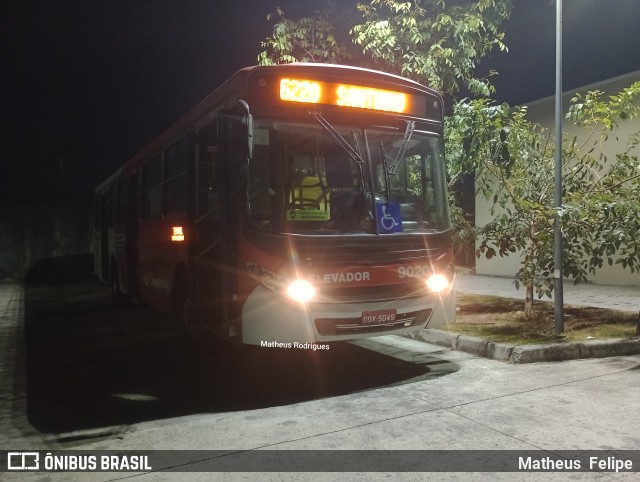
[446,293,639,346]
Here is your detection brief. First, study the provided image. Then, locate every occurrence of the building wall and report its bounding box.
[475,71,640,287]
[0,205,94,281]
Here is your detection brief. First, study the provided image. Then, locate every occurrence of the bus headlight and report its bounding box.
[426,273,449,293]
[286,279,316,303]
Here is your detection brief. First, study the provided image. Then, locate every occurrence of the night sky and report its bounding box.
[2,0,639,206]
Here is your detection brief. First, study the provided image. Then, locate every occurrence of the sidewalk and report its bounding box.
[0,282,26,447]
[418,274,640,364]
[455,273,640,313]
[0,281,21,327]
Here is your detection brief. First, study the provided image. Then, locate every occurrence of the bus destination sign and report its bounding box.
[279,77,414,114]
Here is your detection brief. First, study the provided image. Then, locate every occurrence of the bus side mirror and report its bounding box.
[238,100,254,160]
[247,112,254,160]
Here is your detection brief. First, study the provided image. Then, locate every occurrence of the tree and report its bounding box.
[258,7,353,65]
[447,82,640,318]
[258,1,513,98]
[350,0,512,96]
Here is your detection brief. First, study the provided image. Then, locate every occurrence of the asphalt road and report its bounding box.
[1,263,639,481]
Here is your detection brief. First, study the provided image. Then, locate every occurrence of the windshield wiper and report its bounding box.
[379,141,392,202]
[309,111,365,165]
[387,120,415,175]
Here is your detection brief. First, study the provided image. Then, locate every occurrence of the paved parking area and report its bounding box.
[1,279,640,480]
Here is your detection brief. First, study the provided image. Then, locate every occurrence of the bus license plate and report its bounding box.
[361,309,397,324]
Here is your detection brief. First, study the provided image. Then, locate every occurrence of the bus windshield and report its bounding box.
[246,119,451,235]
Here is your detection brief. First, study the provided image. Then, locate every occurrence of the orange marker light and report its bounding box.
[171,226,185,242]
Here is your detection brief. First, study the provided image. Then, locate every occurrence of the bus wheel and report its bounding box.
[110,262,129,306]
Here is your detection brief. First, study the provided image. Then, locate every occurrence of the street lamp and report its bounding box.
[554,0,564,334]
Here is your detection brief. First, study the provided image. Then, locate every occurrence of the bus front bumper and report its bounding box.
[240,279,456,346]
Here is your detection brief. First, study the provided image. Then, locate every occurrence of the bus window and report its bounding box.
[165,176,187,215]
[247,121,370,234]
[141,154,162,219]
[165,139,188,215]
[165,138,187,178]
[246,125,273,229]
[368,129,450,232]
[197,145,220,220]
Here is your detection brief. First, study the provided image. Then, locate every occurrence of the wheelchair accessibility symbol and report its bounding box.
[375,202,403,233]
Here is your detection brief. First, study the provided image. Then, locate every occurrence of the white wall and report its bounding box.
[475,71,640,287]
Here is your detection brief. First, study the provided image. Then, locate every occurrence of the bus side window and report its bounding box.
[247,126,273,228]
[165,137,188,215]
[141,154,162,219]
[197,145,220,221]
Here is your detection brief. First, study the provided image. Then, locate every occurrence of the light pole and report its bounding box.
[554,0,564,334]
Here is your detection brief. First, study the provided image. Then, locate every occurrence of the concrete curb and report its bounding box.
[418,329,640,364]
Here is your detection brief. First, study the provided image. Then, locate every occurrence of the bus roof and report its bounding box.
[110,64,440,180]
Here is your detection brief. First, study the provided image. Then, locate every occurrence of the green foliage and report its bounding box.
[567,81,640,130]
[258,1,512,97]
[351,0,513,96]
[258,7,353,65]
[446,83,640,314]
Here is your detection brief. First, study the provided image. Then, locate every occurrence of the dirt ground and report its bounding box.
[451,293,639,345]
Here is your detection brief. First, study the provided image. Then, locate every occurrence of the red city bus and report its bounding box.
[94,64,456,345]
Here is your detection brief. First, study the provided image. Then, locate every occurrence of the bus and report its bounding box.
[94,63,456,345]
